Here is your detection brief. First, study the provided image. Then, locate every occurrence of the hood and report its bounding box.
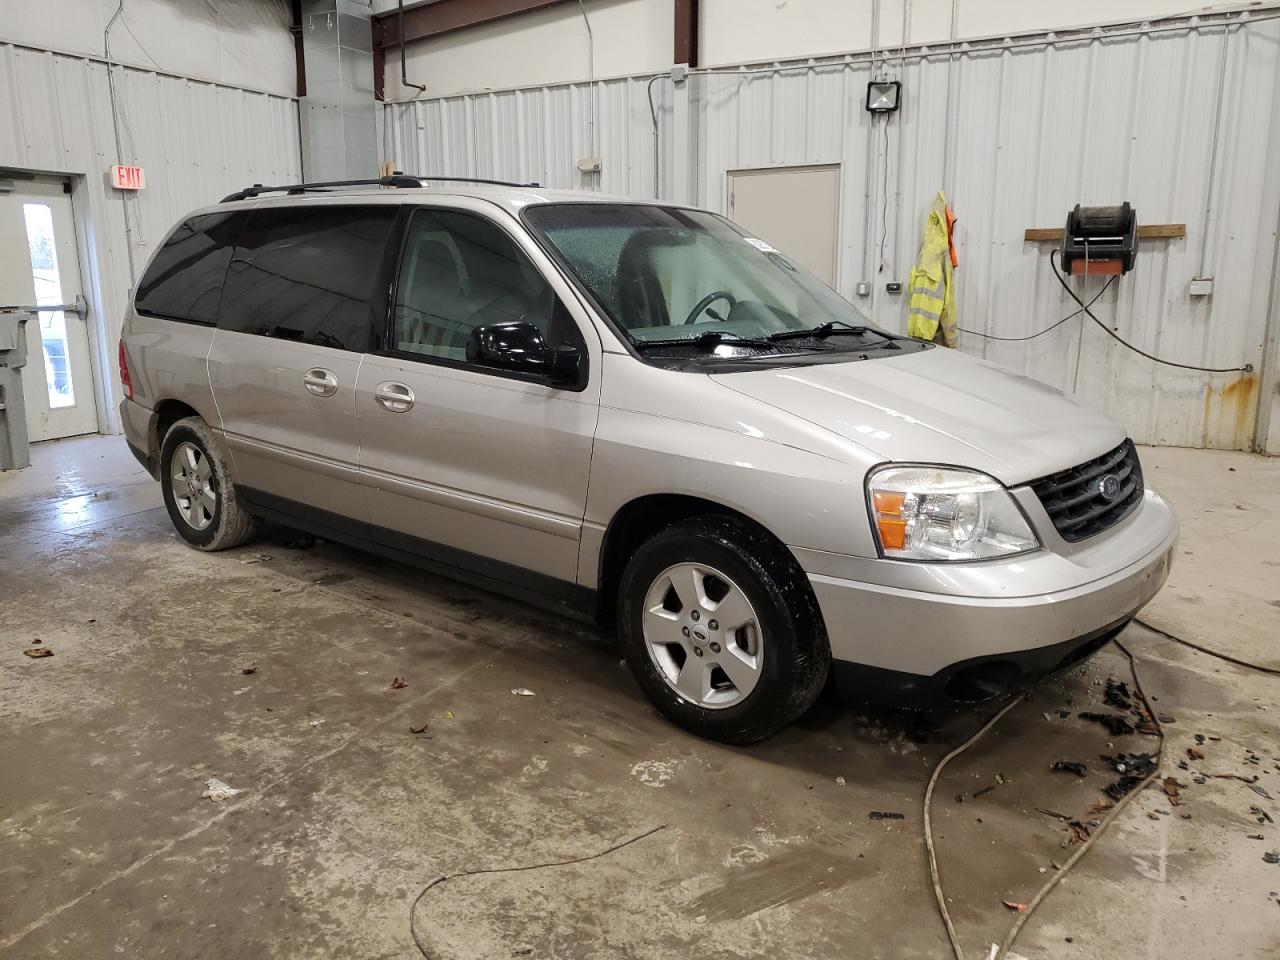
[710,347,1126,484]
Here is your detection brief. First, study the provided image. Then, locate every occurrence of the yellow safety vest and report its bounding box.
[906,191,958,347]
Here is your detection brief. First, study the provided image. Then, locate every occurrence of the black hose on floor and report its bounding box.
[1136,617,1280,676]
[408,824,667,959]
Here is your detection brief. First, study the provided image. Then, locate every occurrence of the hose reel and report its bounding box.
[1061,203,1137,276]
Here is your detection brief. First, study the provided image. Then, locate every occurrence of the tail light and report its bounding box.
[118,340,133,400]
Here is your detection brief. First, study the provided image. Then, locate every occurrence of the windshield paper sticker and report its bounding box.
[744,237,779,254]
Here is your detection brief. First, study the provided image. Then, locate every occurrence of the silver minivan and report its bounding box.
[120,176,1178,743]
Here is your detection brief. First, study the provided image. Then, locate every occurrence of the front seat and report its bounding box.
[614,232,670,330]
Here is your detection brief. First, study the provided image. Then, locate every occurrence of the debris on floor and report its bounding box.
[409,723,430,735]
[1162,777,1184,805]
[835,775,847,786]
[869,811,904,821]
[1051,761,1088,777]
[241,663,257,675]
[390,676,408,689]
[1036,807,1072,821]
[1079,712,1136,736]
[510,687,536,697]
[1001,899,1028,913]
[1264,851,1280,865]
[23,647,54,658]
[1103,677,1132,710]
[1101,752,1158,801]
[283,535,317,549]
[239,553,271,565]
[201,778,244,802]
[313,573,353,586]
[1064,819,1096,846]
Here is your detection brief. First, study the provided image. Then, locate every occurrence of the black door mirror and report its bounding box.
[466,320,581,385]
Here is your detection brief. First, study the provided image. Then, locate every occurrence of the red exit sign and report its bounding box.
[109,165,146,190]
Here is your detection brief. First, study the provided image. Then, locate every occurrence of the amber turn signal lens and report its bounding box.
[872,490,907,550]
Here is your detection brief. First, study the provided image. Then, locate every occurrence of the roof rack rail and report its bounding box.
[219,173,540,203]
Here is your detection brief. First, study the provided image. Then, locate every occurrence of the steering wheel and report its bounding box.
[683,290,737,325]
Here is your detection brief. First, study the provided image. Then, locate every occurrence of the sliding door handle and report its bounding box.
[375,381,415,413]
[303,367,338,397]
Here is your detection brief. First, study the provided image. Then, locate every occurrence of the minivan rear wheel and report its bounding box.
[160,416,260,551]
[617,515,830,744]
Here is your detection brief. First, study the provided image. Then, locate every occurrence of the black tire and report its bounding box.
[617,515,831,744]
[159,416,260,551]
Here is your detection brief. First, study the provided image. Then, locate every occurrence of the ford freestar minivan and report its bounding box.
[119,176,1178,743]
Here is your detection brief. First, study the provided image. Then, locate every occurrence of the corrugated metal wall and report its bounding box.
[382,12,1280,450]
[0,43,300,433]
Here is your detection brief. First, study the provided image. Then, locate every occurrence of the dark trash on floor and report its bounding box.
[1051,761,1088,777]
[1079,712,1136,736]
[1101,752,1158,801]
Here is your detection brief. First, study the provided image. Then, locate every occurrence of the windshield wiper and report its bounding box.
[633,331,775,351]
[766,320,894,345]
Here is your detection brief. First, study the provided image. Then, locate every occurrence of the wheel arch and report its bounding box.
[594,493,812,624]
[152,398,202,462]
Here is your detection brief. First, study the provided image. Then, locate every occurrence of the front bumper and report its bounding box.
[800,490,1178,704]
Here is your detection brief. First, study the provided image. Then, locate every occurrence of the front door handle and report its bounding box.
[303,367,338,397]
[375,381,415,413]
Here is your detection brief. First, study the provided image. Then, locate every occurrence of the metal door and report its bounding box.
[727,164,841,285]
[0,177,97,440]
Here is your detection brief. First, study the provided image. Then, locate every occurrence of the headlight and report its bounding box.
[867,465,1039,561]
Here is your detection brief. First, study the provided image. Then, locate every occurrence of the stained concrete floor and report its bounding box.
[1,435,1277,960]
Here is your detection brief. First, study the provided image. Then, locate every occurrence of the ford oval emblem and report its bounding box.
[1097,474,1122,501]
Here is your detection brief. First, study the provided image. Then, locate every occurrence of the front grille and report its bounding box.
[1030,440,1144,542]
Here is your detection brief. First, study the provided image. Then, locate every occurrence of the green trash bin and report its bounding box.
[0,312,31,471]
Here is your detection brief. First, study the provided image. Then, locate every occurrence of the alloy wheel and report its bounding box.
[170,441,216,531]
[641,562,764,709]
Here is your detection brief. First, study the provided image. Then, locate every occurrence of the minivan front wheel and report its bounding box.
[160,416,260,551]
[618,515,830,744]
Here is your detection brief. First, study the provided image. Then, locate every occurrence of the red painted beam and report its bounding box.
[374,0,573,48]
[674,0,699,67]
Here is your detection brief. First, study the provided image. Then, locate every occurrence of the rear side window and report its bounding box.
[135,212,244,324]
[218,205,397,351]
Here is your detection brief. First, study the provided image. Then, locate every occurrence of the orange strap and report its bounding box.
[945,205,959,268]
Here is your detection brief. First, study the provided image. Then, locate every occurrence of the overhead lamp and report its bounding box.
[866,79,901,114]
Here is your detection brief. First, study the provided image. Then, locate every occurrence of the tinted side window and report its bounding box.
[135,212,243,324]
[218,205,397,351]
[392,209,571,362]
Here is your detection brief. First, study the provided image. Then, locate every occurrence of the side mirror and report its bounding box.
[466,320,581,385]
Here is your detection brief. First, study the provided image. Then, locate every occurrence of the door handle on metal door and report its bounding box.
[303,368,339,397]
[375,381,415,413]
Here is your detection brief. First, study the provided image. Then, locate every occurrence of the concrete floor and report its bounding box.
[1,436,1277,959]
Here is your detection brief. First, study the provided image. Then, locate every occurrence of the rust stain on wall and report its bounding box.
[1202,375,1258,450]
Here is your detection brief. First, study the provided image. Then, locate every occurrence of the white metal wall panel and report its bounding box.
[385,75,664,197]
[384,13,1280,450]
[0,44,300,433]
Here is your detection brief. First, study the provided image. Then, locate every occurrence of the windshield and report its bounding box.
[523,203,879,353]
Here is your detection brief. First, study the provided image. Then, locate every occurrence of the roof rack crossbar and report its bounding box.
[220,173,540,203]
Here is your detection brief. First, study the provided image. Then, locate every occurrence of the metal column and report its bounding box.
[300,0,378,181]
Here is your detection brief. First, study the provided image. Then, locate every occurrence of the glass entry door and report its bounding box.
[0,176,98,441]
